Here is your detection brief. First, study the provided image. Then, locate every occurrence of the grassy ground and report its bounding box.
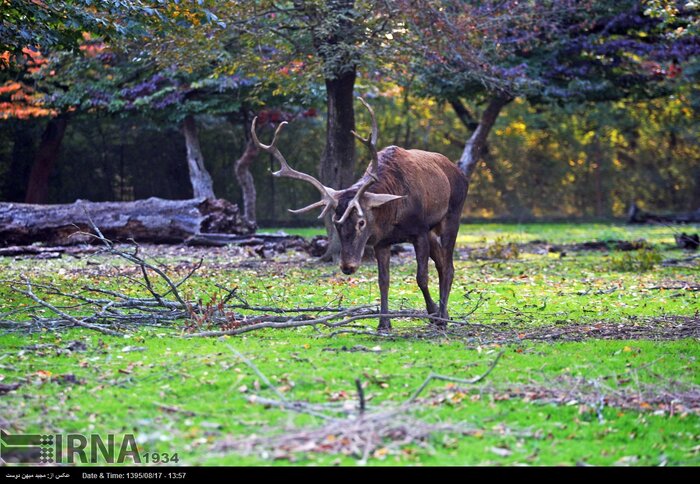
[0,223,698,466]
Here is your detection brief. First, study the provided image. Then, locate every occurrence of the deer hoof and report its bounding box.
[429,311,447,329]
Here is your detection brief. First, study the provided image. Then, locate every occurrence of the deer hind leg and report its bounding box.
[414,234,438,320]
[429,230,448,327]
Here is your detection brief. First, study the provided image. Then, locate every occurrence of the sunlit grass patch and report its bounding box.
[0,222,698,465]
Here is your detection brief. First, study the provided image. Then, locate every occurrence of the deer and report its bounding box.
[251,98,467,330]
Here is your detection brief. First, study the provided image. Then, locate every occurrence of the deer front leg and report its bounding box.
[414,234,439,320]
[435,211,461,324]
[375,245,392,331]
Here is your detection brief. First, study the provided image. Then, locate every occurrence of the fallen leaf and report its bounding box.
[614,455,639,466]
[490,446,513,457]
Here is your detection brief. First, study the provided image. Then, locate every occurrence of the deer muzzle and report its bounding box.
[340,263,358,275]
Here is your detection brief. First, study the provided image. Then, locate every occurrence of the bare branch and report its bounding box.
[18,276,122,337]
[406,350,505,404]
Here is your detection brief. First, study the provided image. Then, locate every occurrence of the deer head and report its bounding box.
[251,98,403,275]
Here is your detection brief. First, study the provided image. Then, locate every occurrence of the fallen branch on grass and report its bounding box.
[4,222,695,343]
[214,407,483,462]
[18,276,122,337]
[406,350,504,403]
[1,220,486,337]
[215,347,503,463]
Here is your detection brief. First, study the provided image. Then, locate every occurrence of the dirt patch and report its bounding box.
[456,239,657,260]
[384,314,700,343]
[0,233,320,261]
[430,375,700,416]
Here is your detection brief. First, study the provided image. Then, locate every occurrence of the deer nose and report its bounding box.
[341,264,357,275]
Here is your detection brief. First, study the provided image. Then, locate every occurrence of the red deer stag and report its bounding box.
[251,98,467,330]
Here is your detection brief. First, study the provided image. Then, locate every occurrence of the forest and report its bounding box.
[0,0,698,469]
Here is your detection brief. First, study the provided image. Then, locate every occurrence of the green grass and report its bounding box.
[263,222,684,247]
[454,222,688,247]
[1,223,698,466]
[259,226,325,238]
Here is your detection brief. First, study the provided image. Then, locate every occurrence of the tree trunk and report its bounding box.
[182,115,215,199]
[318,70,357,262]
[24,114,69,204]
[319,211,341,262]
[300,0,358,261]
[0,197,252,246]
[234,138,260,230]
[319,69,357,189]
[6,122,35,202]
[457,95,513,184]
[449,98,479,131]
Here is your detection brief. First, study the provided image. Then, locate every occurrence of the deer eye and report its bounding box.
[357,219,366,231]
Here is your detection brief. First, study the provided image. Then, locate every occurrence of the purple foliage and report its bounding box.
[602,12,654,35]
[86,87,112,107]
[593,39,654,56]
[493,63,528,79]
[543,85,571,99]
[215,74,254,92]
[153,89,185,109]
[97,52,116,64]
[653,37,700,61]
[119,73,167,100]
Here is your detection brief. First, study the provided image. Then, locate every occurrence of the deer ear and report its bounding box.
[363,193,404,208]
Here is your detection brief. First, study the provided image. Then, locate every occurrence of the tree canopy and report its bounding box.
[0,0,698,219]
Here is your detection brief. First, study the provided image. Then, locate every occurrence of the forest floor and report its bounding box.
[0,222,698,466]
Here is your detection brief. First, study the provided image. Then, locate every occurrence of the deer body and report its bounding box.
[252,99,467,331]
[335,146,467,330]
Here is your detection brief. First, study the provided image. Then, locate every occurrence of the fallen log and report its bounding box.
[185,232,307,246]
[186,232,313,257]
[627,203,700,224]
[0,244,103,258]
[0,197,253,246]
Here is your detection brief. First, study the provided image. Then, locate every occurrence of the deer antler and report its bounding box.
[351,97,379,179]
[251,117,339,219]
[336,97,380,224]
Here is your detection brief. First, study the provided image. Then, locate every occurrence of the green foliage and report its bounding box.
[610,244,664,272]
[0,0,159,56]
[404,0,699,105]
[0,0,698,220]
[485,236,520,260]
[467,94,700,219]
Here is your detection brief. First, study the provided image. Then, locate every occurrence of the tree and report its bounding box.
[1,1,162,203]
[138,1,397,255]
[1,47,69,203]
[10,25,255,204]
[401,0,700,190]
[283,0,362,190]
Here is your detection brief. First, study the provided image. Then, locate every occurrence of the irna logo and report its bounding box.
[0,430,142,464]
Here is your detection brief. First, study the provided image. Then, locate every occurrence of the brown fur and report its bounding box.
[334,145,468,330]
